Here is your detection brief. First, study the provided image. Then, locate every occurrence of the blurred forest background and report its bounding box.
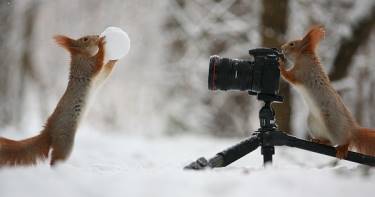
[0,0,374,138]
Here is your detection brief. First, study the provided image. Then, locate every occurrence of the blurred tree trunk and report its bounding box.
[19,1,48,119]
[328,4,374,124]
[354,67,369,125]
[369,80,375,126]
[0,1,41,128]
[0,0,15,126]
[261,0,291,133]
[329,5,375,81]
[20,2,39,87]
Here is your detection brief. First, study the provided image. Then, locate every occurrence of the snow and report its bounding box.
[1,1,375,196]
[1,128,374,197]
[100,26,130,61]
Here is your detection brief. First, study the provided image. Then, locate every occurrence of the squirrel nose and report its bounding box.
[280,45,286,53]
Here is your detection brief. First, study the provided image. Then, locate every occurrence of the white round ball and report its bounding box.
[100,26,130,60]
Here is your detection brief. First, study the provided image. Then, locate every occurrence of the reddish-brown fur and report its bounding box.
[280,26,375,158]
[0,34,116,167]
[0,132,50,166]
[93,39,105,74]
[54,35,82,55]
[300,25,325,54]
[351,127,375,156]
[279,65,299,84]
[54,35,74,51]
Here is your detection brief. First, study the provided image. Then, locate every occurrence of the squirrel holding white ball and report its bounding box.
[279,25,375,158]
[0,35,117,166]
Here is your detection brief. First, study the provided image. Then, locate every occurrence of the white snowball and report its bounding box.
[100,26,130,60]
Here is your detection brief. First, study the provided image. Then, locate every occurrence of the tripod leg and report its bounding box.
[261,130,275,165]
[184,134,261,170]
[270,131,375,166]
[214,135,261,167]
[261,146,274,165]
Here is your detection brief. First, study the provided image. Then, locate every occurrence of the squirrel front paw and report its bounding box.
[98,36,106,48]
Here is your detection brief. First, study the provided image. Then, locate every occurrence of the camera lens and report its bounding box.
[208,48,282,98]
[208,55,220,90]
[208,55,253,91]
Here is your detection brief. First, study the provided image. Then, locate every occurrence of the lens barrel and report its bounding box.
[208,55,253,91]
[208,55,220,90]
[208,48,282,99]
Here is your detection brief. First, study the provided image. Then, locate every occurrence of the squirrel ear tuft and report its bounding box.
[301,25,325,53]
[54,35,75,52]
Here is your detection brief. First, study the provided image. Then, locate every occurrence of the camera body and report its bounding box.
[208,47,283,97]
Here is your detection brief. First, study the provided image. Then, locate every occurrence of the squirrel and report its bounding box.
[279,25,375,159]
[0,34,118,166]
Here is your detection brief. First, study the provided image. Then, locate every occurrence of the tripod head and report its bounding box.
[251,92,283,129]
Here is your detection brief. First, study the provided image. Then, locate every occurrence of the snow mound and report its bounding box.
[0,129,374,197]
[100,26,130,60]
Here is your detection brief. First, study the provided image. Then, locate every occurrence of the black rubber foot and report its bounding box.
[184,157,209,170]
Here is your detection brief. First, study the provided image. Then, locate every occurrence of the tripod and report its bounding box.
[185,93,375,170]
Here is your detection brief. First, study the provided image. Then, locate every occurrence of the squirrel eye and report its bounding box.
[289,42,295,47]
[83,37,88,42]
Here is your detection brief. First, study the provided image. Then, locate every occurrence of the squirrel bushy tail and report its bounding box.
[351,128,375,156]
[0,132,51,166]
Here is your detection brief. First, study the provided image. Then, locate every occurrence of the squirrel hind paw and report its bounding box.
[335,144,349,159]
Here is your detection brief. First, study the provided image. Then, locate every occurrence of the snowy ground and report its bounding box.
[1,128,374,197]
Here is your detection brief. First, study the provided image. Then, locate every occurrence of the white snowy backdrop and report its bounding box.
[0,0,375,197]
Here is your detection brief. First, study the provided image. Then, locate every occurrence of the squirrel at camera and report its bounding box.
[279,25,375,159]
[0,35,118,166]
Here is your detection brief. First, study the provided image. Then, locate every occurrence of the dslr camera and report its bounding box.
[208,48,284,99]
